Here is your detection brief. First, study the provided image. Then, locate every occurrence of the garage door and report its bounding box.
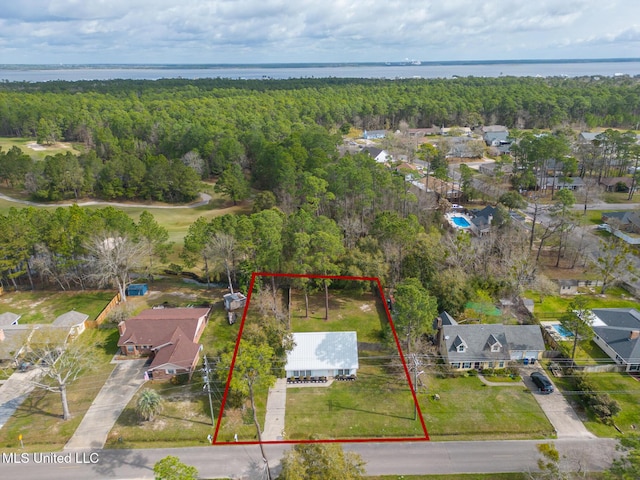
[510,351,523,360]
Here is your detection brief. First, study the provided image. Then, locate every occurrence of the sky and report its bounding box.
[1,0,640,64]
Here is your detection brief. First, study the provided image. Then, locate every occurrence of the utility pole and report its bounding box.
[409,354,424,421]
[202,355,215,427]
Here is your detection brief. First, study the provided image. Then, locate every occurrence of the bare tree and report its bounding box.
[204,232,238,291]
[180,150,205,177]
[83,233,146,301]
[22,327,94,420]
[574,177,604,215]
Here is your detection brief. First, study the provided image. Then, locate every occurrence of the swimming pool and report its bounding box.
[552,324,574,338]
[451,215,471,228]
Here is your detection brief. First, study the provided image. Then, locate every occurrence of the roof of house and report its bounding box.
[579,132,599,142]
[52,310,89,328]
[471,205,497,229]
[484,131,510,143]
[600,177,633,187]
[441,324,545,364]
[0,312,21,327]
[285,331,359,372]
[480,125,508,133]
[602,211,640,228]
[591,308,640,364]
[148,327,202,371]
[362,146,384,157]
[117,307,210,347]
[0,326,33,360]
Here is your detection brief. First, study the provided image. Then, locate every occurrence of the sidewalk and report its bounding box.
[0,368,43,429]
[64,358,147,450]
[262,378,287,441]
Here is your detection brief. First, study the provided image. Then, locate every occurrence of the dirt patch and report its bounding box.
[359,303,372,312]
[26,141,72,151]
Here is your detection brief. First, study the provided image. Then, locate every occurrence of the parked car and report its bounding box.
[530,371,554,394]
[596,223,611,231]
[450,204,464,210]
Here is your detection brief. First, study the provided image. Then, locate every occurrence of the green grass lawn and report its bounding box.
[553,371,640,437]
[0,137,83,162]
[285,361,424,440]
[105,381,217,449]
[0,290,115,324]
[525,289,640,318]
[0,327,118,451]
[422,374,554,440]
[289,289,388,344]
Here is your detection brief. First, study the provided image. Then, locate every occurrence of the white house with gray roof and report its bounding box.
[590,308,640,372]
[285,331,359,378]
[439,324,546,370]
[53,310,89,337]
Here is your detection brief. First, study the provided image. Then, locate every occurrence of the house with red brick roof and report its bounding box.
[117,307,211,381]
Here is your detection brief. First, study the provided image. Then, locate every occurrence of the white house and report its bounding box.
[590,308,640,372]
[285,331,359,378]
[53,310,89,337]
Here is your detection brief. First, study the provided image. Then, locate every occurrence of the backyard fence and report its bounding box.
[86,292,121,328]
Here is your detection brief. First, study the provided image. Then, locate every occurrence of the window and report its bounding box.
[293,370,300,377]
[488,362,494,368]
[498,361,505,368]
[336,369,349,376]
[462,362,472,369]
[166,369,176,375]
[127,346,134,352]
[451,363,461,369]
[457,345,466,353]
[490,343,500,352]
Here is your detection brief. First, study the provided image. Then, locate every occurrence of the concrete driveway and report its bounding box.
[64,358,147,450]
[522,366,595,439]
[0,367,43,429]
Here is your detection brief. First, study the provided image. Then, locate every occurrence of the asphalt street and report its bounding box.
[0,438,618,479]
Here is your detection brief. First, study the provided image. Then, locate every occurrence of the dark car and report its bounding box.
[530,371,554,394]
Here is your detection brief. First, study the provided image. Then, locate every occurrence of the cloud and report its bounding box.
[1,0,639,63]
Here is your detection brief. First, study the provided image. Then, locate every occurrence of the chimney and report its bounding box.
[629,330,640,340]
[118,321,126,336]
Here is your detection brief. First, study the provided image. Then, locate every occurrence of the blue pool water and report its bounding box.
[552,324,574,338]
[452,215,471,228]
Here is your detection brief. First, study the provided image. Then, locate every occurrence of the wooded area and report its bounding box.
[1,75,639,317]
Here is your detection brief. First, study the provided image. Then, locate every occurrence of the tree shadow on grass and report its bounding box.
[13,391,61,419]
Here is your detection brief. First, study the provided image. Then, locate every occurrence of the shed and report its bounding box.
[285,331,359,378]
[53,310,89,337]
[126,284,148,296]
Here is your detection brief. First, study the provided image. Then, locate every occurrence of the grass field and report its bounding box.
[524,288,640,318]
[419,374,554,440]
[0,137,83,162]
[0,290,115,324]
[552,371,640,437]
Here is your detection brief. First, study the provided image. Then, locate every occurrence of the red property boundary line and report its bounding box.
[212,272,430,445]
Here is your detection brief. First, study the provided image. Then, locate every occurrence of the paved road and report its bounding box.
[0,438,618,479]
[0,192,211,209]
[64,359,147,450]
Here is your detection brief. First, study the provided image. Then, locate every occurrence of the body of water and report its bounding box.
[1,59,640,82]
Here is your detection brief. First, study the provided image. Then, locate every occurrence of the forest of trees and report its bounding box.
[1,76,639,202]
[1,76,638,314]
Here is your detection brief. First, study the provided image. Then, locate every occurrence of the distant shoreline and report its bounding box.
[2,58,640,70]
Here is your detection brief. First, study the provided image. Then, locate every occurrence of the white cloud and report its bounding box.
[1,0,639,63]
